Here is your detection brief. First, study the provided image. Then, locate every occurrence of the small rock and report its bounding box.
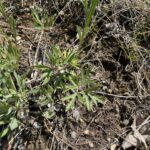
[71,131,77,139]
[122,119,129,126]
[16,36,21,41]
[59,10,64,16]
[33,122,41,129]
[107,137,111,142]
[102,86,108,91]
[72,109,80,122]
[111,144,117,150]
[84,130,90,135]
[88,141,94,148]
[108,89,113,93]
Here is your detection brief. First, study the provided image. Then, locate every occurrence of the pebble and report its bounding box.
[71,131,77,139]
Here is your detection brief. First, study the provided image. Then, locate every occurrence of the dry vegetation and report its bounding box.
[0,0,150,150]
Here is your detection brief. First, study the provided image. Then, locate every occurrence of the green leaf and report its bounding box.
[53,46,61,56]
[62,93,77,101]
[66,98,76,111]
[43,111,55,119]
[0,2,6,18]
[84,85,100,93]
[13,71,21,90]
[83,93,91,111]
[0,102,9,115]
[64,85,78,92]
[64,51,75,64]
[40,72,49,79]
[85,0,99,27]
[0,128,9,138]
[0,121,5,125]
[6,107,13,116]
[34,64,50,70]
[7,41,19,58]
[77,94,85,105]
[92,94,102,103]
[42,77,50,85]
[8,16,16,38]
[9,118,19,130]
[77,25,84,43]
[32,9,42,27]
[68,76,78,87]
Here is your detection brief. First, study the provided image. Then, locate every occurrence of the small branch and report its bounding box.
[44,119,77,150]
[95,91,150,99]
[33,30,44,65]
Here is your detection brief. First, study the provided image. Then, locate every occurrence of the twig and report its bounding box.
[75,110,102,144]
[44,119,77,150]
[33,30,44,65]
[8,127,26,149]
[95,91,150,99]
[137,115,150,131]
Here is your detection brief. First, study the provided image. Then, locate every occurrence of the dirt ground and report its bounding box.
[0,1,150,150]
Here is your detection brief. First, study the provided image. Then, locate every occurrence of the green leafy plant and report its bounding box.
[77,0,99,45]
[0,71,27,138]
[0,40,27,138]
[32,7,56,30]
[0,41,19,69]
[0,0,102,141]
[0,2,17,40]
[34,46,102,111]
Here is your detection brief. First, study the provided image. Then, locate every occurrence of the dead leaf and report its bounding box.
[122,115,150,150]
[134,130,148,149]
[111,144,117,150]
[122,133,138,149]
[83,130,96,136]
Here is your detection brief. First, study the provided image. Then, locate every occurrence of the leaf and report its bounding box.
[42,77,50,85]
[122,133,138,149]
[7,41,19,58]
[45,51,54,63]
[53,46,61,57]
[6,107,13,116]
[64,85,78,92]
[9,74,17,90]
[68,75,78,87]
[76,25,84,43]
[0,121,5,125]
[85,0,99,27]
[34,64,50,70]
[77,93,85,105]
[32,10,42,27]
[9,117,19,130]
[0,102,9,115]
[64,50,76,64]
[83,93,91,110]
[0,128,9,138]
[66,97,76,111]
[43,111,55,119]
[84,85,100,93]
[88,94,103,105]
[134,130,148,149]
[78,92,92,111]
[8,16,16,38]
[13,71,22,90]
[70,58,78,67]
[0,2,6,18]
[62,93,77,101]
